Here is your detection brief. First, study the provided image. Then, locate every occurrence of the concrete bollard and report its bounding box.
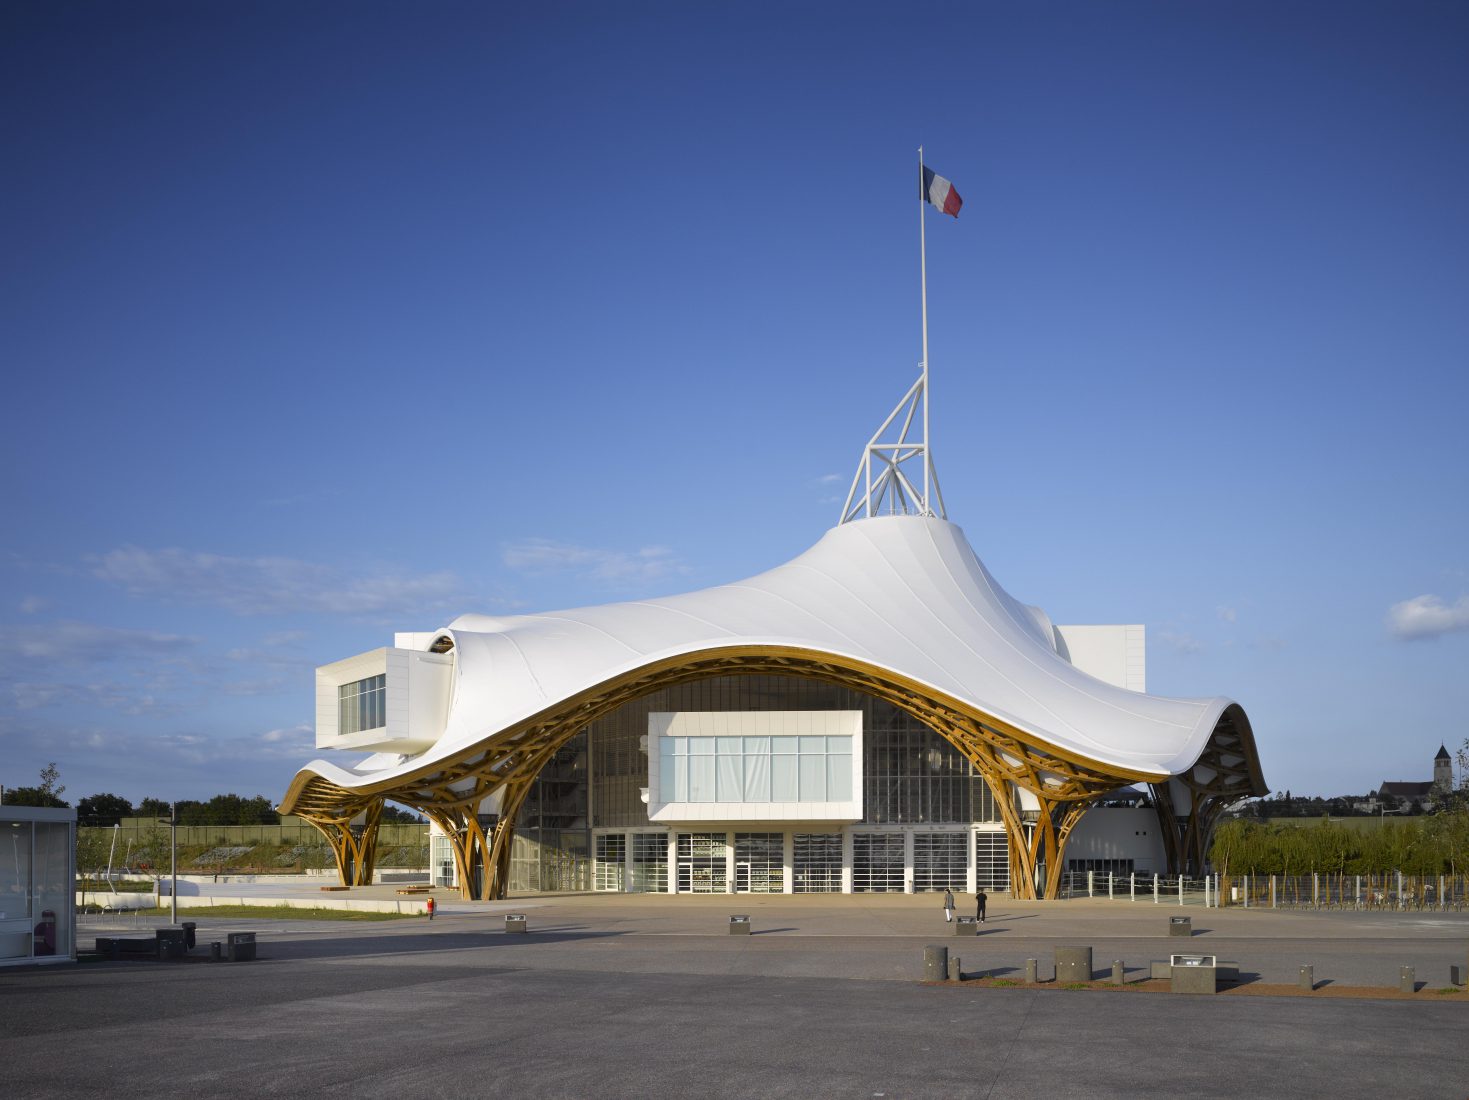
[948,957,962,982]
[1055,945,1093,983]
[1299,965,1313,991]
[1451,964,1464,988]
[924,945,949,982]
[1025,958,1038,984]
[1400,966,1415,994]
[1111,960,1124,985]
[210,941,222,962]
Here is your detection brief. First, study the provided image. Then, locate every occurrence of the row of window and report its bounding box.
[659,735,854,804]
[338,674,386,736]
[589,829,1011,893]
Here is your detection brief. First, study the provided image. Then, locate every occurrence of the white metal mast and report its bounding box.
[839,147,946,525]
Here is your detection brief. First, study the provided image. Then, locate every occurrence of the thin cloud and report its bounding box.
[1217,606,1237,624]
[0,621,198,665]
[502,538,689,584]
[1386,594,1469,641]
[18,596,48,614]
[1157,631,1204,654]
[92,546,472,617]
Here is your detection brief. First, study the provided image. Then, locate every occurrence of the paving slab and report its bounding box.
[19,892,1463,1100]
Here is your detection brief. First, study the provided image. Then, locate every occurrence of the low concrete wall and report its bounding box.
[171,895,428,915]
[77,890,428,915]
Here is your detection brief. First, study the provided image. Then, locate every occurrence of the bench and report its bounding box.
[396,885,434,895]
[319,885,350,892]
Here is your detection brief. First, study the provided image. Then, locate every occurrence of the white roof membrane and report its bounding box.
[294,516,1243,796]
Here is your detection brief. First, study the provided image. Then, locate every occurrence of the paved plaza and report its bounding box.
[4,893,1468,1099]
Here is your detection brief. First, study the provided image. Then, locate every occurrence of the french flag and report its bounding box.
[921,167,962,217]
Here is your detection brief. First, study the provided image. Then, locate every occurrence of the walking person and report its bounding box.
[976,887,987,923]
[426,896,436,921]
[943,887,955,923]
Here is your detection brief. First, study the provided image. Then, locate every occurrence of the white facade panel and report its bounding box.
[315,647,452,752]
[1064,807,1165,873]
[1054,624,1147,692]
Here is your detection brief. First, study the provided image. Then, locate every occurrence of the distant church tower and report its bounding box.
[1434,744,1453,793]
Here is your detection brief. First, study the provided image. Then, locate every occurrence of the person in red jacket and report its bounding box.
[426,897,436,921]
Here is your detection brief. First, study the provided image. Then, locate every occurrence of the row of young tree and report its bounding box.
[2,764,422,825]
[1210,809,1469,878]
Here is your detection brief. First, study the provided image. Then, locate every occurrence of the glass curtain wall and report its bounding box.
[676,833,727,893]
[0,816,74,964]
[734,833,783,893]
[590,674,1002,828]
[628,833,668,892]
[913,832,968,893]
[793,833,842,892]
[851,833,906,892]
[975,830,1010,892]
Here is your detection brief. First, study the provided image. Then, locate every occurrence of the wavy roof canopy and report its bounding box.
[293,516,1257,799]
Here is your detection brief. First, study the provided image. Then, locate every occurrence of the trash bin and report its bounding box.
[1169,916,1191,937]
[155,928,188,960]
[181,922,197,950]
[953,916,978,936]
[505,914,528,933]
[225,931,256,962]
[729,915,751,935]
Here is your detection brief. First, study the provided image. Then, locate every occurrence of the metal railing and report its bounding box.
[1055,869,1469,910]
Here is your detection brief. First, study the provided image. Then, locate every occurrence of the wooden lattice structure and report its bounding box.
[281,647,1266,900]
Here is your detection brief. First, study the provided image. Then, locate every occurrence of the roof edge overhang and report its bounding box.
[281,642,1256,818]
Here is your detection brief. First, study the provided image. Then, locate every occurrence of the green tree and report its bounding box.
[3,762,70,807]
[76,793,135,825]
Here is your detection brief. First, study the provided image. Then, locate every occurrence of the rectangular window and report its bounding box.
[338,674,386,736]
[658,731,854,805]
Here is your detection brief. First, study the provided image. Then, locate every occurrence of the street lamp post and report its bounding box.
[157,804,179,923]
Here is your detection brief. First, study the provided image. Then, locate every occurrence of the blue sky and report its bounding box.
[2,1,1466,806]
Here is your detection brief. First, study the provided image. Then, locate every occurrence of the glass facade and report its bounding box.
[338,674,386,735]
[913,832,968,893]
[792,833,842,892]
[591,674,1000,827]
[851,832,906,892]
[733,833,783,893]
[660,734,853,804]
[1,813,74,965]
[676,833,728,893]
[975,830,1010,892]
[508,672,1018,895]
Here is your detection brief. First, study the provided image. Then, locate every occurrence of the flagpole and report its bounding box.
[918,145,930,514]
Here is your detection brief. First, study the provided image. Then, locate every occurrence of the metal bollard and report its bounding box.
[948,957,961,982]
[1400,966,1415,993]
[1112,960,1124,985]
[1025,958,1038,984]
[924,945,948,982]
[1299,965,1313,991]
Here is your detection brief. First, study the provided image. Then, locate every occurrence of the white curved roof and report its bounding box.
[300,516,1238,794]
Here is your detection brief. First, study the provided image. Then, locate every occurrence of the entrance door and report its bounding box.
[735,862,751,892]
